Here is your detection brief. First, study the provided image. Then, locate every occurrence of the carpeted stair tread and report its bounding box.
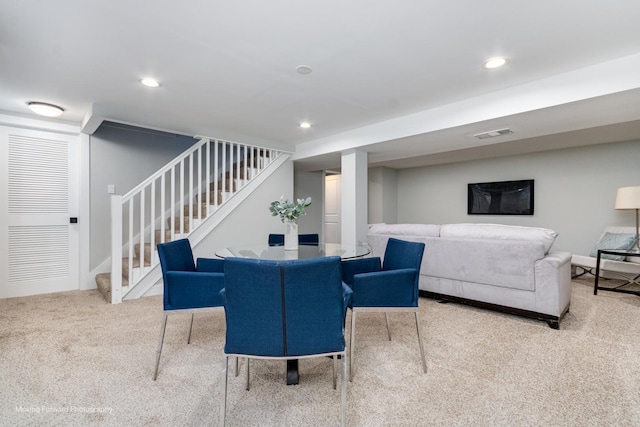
[122,255,150,271]
[183,204,209,217]
[210,179,238,192]
[167,217,198,233]
[95,272,129,302]
[134,243,156,263]
[195,191,224,205]
[154,229,173,244]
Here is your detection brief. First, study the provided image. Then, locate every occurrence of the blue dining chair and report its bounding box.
[268,233,319,246]
[220,256,350,426]
[153,238,225,380]
[341,237,427,380]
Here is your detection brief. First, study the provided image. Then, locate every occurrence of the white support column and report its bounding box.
[341,150,368,247]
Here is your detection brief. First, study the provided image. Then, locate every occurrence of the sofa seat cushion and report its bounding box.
[425,237,546,291]
[440,223,557,254]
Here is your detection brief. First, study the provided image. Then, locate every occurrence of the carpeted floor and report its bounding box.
[1,277,639,426]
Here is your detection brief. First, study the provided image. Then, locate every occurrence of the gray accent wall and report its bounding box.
[89,123,195,269]
[393,139,640,255]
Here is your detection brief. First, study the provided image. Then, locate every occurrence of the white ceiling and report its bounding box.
[1,1,640,171]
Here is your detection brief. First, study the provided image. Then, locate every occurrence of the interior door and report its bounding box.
[0,125,80,298]
[324,174,341,243]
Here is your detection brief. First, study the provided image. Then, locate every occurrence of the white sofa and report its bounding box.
[367,223,572,328]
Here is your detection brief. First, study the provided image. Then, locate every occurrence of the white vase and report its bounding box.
[284,220,298,250]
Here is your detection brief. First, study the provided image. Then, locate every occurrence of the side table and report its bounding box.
[594,249,640,296]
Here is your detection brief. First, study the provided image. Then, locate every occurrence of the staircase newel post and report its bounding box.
[111,194,123,304]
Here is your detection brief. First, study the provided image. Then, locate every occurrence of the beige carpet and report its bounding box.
[1,277,639,427]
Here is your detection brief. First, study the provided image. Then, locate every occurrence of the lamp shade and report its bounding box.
[615,186,640,210]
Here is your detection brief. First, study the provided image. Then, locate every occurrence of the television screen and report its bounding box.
[468,179,534,215]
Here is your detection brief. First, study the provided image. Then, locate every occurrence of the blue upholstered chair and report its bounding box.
[268,233,319,246]
[220,256,351,426]
[341,238,427,380]
[153,238,225,380]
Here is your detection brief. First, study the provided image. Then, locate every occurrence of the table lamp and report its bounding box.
[615,186,640,253]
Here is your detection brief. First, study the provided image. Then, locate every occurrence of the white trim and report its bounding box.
[0,112,80,135]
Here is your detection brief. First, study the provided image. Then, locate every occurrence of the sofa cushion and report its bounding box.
[425,237,545,291]
[368,223,441,237]
[589,232,637,261]
[440,223,557,253]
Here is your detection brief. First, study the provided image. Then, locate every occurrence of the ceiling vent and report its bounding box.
[473,128,514,139]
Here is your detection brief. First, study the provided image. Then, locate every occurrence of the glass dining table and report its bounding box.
[214,242,371,261]
[215,242,371,385]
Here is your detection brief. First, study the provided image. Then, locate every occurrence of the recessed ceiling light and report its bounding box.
[483,57,508,69]
[299,122,311,129]
[27,102,64,117]
[296,65,313,75]
[140,78,161,88]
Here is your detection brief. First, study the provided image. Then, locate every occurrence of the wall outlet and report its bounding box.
[107,184,116,194]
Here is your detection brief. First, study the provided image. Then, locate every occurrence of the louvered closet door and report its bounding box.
[0,126,79,298]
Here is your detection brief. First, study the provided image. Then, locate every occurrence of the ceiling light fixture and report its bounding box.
[299,122,311,129]
[27,102,65,117]
[483,57,508,69]
[140,78,161,88]
[473,128,513,139]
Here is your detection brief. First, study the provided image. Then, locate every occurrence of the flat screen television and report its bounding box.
[468,179,534,215]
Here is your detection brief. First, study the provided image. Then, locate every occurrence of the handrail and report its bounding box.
[109,136,286,303]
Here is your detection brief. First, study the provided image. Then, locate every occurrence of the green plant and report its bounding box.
[269,196,312,223]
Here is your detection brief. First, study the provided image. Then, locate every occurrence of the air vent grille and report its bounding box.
[473,128,514,139]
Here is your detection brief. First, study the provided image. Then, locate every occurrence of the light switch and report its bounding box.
[107,184,116,194]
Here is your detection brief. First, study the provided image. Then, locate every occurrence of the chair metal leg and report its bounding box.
[332,355,337,390]
[245,358,250,391]
[415,311,427,373]
[221,356,228,427]
[349,310,356,381]
[341,352,347,427]
[187,313,195,344]
[384,312,391,341]
[235,357,239,377]
[153,313,168,381]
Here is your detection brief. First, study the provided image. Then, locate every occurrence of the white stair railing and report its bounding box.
[109,136,285,303]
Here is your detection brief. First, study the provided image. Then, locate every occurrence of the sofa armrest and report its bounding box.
[534,251,572,317]
[540,251,572,268]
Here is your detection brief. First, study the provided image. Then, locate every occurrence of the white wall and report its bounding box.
[395,140,640,255]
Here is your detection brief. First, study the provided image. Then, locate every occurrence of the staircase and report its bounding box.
[95,136,288,303]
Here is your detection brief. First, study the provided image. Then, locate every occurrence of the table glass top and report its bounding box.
[215,243,371,260]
